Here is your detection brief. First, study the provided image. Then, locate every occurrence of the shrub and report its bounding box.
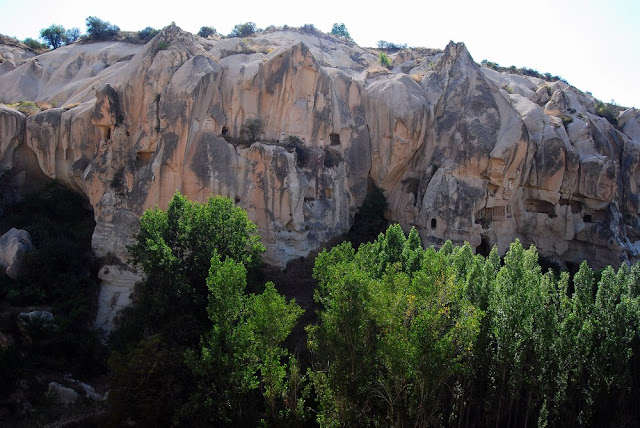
[377,40,407,50]
[239,118,263,143]
[23,37,48,51]
[378,51,392,69]
[137,26,159,41]
[9,100,39,116]
[283,136,309,167]
[197,26,216,38]
[300,23,320,34]
[560,115,573,125]
[228,22,257,38]
[85,16,120,41]
[330,23,351,40]
[595,101,619,126]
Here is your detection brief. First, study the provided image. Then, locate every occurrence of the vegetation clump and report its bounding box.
[109,193,303,426]
[282,135,310,168]
[197,26,217,38]
[228,22,258,38]
[595,100,621,126]
[377,40,407,50]
[7,100,39,116]
[39,24,80,49]
[137,26,159,41]
[239,117,263,143]
[309,227,640,427]
[85,16,120,41]
[379,51,393,69]
[481,59,569,84]
[330,23,351,40]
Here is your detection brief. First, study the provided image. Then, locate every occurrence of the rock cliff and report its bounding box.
[1,25,639,329]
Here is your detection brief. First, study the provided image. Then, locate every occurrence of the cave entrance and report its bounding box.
[221,126,229,136]
[329,133,340,145]
[430,218,437,229]
[476,236,491,257]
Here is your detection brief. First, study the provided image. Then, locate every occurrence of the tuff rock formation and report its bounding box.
[1,25,639,330]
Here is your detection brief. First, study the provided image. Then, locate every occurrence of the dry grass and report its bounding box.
[366,63,391,79]
[63,102,81,111]
[410,72,426,83]
[7,100,39,116]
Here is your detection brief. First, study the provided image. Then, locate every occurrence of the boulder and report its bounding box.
[47,382,80,406]
[0,228,35,279]
[18,310,54,324]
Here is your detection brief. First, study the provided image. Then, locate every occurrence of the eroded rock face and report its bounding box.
[0,35,36,76]
[1,25,639,330]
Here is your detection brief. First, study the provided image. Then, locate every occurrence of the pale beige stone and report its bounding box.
[2,27,640,332]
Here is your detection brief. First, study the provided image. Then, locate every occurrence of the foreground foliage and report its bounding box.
[310,225,640,427]
[109,193,303,426]
[108,193,639,426]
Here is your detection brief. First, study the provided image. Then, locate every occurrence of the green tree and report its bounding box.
[309,226,481,426]
[183,254,303,425]
[229,22,257,38]
[65,27,81,43]
[197,26,217,38]
[109,193,268,424]
[85,16,120,41]
[330,23,351,40]
[137,26,159,41]
[40,24,66,49]
[116,192,264,344]
[23,37,48,51]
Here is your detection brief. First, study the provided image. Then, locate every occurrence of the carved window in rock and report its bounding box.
[476,206,506,221]
[221,126,229,135]
[329,133,340,145]
[430,218,436,229]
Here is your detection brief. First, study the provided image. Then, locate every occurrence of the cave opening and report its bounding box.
[476,236,491,258]
[430,218,436,229]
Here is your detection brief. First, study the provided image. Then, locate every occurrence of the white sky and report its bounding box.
[1,0,638,107]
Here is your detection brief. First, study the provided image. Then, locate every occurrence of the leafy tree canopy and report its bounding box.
[228,22,258,38]
[137,26,159,41]
[197,26,217,38]
[85,16,120,41]
[39,24,66,49]
[330,22,351,40]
